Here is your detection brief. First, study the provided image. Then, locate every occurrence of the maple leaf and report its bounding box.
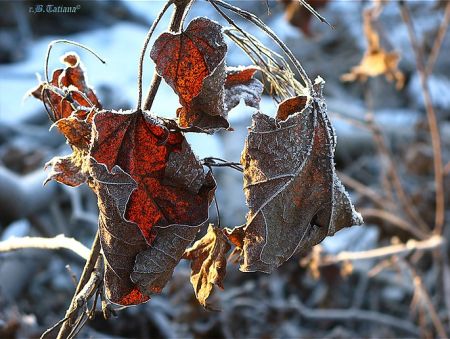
[230,77,363,273]
[90,109,216,303]
[341,6,404,89]
[151,18,263,131]
[182,224,231,308]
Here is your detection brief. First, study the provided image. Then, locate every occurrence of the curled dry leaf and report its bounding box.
[341,6,404,89]
[31,53,101,186]
[151,18,263,132]
[31,52,101,122]
[90,110,216,304]
[224,66,263,113]
[231,77,363,273]
[183,224,231,308]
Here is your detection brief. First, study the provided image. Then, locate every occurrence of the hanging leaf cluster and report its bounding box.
[32,13,362,309]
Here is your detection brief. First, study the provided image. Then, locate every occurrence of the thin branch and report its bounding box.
[0,234,90,260]
[337,171,392,210]
[399,1,445,235]
[44,39,105,84]
[210,0,312,90]
[319,235,444,266]
[365,113,430,233]
[286,296,420,336]
[143,0,195,111]
[56,232,101,339]
[425,1,450,77]
[359,208,428,240]
[136,0,172,111]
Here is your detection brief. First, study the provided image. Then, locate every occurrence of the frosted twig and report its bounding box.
[319,235,444,266]
[0,234,90,260]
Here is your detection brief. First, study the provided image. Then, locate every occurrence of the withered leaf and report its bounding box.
[341,7,404,89]
[183,224,231,308]
[90,110,216,302]
[234,77,363,273]
[151,17,229,131]
[224,66,263,113]
[31,53,101,187]
[152,18,263,131]
[31,52,101,122]
[89,160,149,306]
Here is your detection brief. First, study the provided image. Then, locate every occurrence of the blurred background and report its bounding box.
[1,0,450,337]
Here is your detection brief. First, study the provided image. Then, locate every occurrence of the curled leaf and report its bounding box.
[31,52,101,121]
[224,66,263,112]
[341,6,404,89]
[183,224,231,308]
[151,17,228,131]
[234,77,363,273]
[90,160,149,306]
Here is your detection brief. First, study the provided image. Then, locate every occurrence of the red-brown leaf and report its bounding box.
[89,160,149,305]
[31,52,101,122]
[90,110,216,302]
[151,17,230,131]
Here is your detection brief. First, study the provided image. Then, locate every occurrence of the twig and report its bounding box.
[319,235,444,266]
[210,0,313,90]
[143,0,195,110]
[0,234,90,260]
[337,171,392,210]
[359,208,428,240]
[44,39,105,84]
[425,1,450,77]
[399,1,445,235]
[365,113,430,233]
[136,0,172,111]
[286,296,420,336]
[56,231,101,339]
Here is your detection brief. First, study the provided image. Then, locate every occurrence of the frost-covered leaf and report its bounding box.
[151,17,229,131]
[31,52,101,122]
[151,18,263,131]
[234,77,363,273]
[183,224,231,308]
[225,66,263,112]
[90,110,216,302]
[90,160,149,306]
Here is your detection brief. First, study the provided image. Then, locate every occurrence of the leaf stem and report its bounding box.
[143,0,195,111]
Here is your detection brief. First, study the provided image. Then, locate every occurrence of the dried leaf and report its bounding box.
[234,77,363,273]
[152,18,263,131]
[90,110,216,301]
[151,17,228,131]
[224,66,264,112]
[31,52,101,121]
[90,160,149,306]
[183,224,231,308]
[341,7,404,89]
